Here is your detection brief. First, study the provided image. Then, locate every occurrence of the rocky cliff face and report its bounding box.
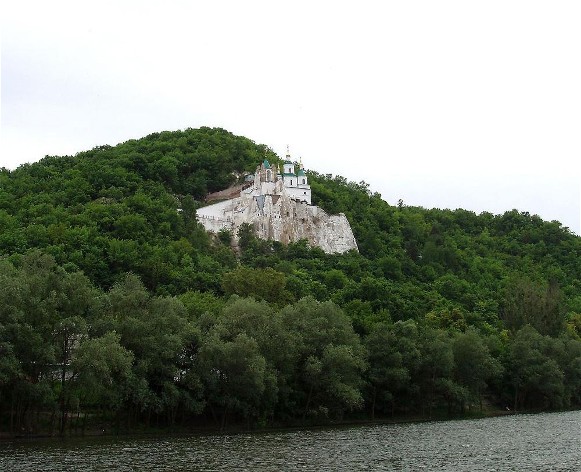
[197,191,358,254]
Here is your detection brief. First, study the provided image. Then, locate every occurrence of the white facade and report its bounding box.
[249,155,311,205]
[282,160,297,189]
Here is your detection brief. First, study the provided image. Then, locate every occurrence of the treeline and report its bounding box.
[0,127,279,290]
[1,126,581,434]
[2,252,580,435]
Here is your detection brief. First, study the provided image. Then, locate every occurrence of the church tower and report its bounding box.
[297,159,308,187]
[282,146,297,188]
[282,151,311,204]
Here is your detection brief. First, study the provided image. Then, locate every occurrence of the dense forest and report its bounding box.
[1,127,580,436]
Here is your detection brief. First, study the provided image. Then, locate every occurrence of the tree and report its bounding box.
[221,266,291,305]
[54,316,87,435]
[505,326,565,411]
[501,276,565,336]
[0,252,99,434]
[279,298,367,420]
[365,320,420,419]
[452,328,501,411]
[195,297,294,423]
[418,328,455,417]
[197,333,267,430]
[70,331,134,432]
[365,323,411,419]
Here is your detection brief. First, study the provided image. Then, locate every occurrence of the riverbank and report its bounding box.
[0,403,521,442]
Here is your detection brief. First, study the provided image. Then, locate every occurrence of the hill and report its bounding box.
[1,127,580,435]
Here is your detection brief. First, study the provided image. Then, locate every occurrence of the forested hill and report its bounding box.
[1,126,581,435]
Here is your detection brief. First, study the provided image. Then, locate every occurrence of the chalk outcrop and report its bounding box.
[196,153,358,254]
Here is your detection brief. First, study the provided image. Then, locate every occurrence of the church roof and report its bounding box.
[297,169,306,176]
[283,172,296,177]
[263,159,271,169]
[284,160,293,165]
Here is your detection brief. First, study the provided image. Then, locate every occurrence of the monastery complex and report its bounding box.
[196,150,358,254]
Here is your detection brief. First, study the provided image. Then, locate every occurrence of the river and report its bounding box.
[1,411,579,471]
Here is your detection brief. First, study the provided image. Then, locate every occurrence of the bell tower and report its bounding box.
[282,145,296,188]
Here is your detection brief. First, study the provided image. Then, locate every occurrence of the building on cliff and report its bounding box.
[196,150,358,254]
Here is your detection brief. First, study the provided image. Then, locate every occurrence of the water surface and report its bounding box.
[1,411,579,471]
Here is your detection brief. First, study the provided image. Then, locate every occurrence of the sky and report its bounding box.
[2,0,580,234]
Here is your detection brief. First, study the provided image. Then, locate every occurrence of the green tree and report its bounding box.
[197,333,267,430]
[222,266,291,304]
[505,326,565,411]
[501,276,565,336]
[452,328,501,411]
[71,331,134,432]
[418,328,455,417]
[279,298,366,420]
[365,323,413,419]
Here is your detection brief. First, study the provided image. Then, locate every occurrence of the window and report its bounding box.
[302,179,305,184]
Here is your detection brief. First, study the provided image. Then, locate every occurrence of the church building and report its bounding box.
[196,148,357,254]
[253,147,311,205]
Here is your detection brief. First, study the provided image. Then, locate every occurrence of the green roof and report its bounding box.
[263,159,271,169]
[284,160,293,165]
[297,169,306,176]
[283,172,296,177]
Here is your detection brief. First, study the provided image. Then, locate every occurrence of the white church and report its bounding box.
[247,149,312,205]
[196,149,358,253]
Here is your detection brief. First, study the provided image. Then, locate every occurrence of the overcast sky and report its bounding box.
[2,1,580,234]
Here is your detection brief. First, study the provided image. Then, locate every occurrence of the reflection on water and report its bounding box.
[1,411,580,471]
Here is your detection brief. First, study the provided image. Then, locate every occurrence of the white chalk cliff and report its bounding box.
[196,152,358,254]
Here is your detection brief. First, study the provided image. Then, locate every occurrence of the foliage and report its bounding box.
[1,127,580,433]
